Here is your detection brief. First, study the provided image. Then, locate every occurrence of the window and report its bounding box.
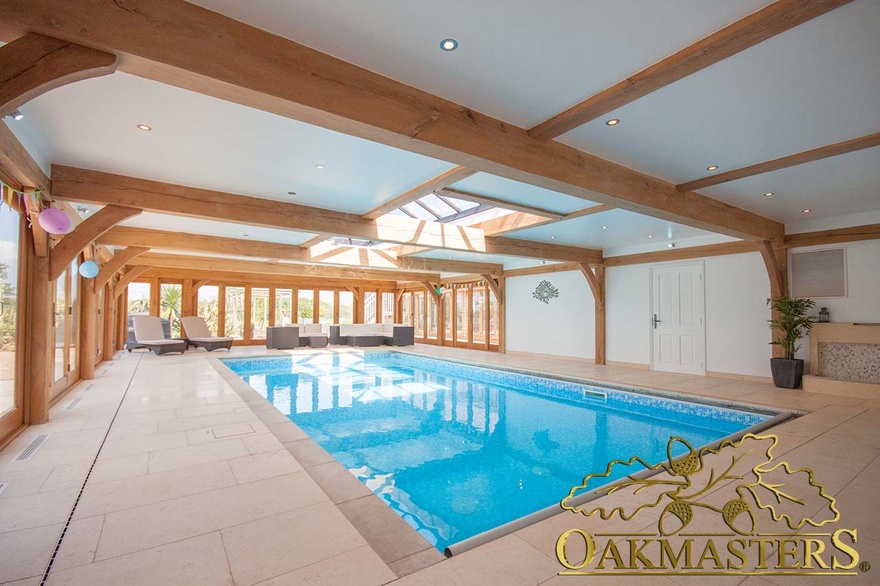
[364,291,377,324]
[160,282,182,337]
[225,286,245,339]
[489,289,500,346]
[402,293,412,326]
[0,209,20,418]
[298,290,314,323]
[275,289,293,326]
[414,291,425,338]
[455,287,468,344]
[68,259,79,375]
[444,291,452,340]
[127,282,150,315]
[319,290,334,324]
[472,285,486,344]
[54,268,67,382]
[427,295,438,340]
[251,287,269,339]
[382,292,394,323]
[197,285,220,335]
[339,291,354,324]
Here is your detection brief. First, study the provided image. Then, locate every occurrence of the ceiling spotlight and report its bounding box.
[601,226,607,230]
[76,205,90,215]
[605,118,620,126]
[550,236,556,239]
[287,191,297,196]
[136,124,152,131]
[242,234,250,237]
[440,38,459,52]
[540,260,547,265]
[315,164,325,170]
[706,165,719,171]
[668,243,675,248]
[4,109,24,121]
[648,234,654,238]
[764,192,774,197]
[803,209,812,213]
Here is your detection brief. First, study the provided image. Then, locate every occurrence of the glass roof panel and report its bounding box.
[442,196,480,211]
[401,202,438,221]
[419,193,457,217]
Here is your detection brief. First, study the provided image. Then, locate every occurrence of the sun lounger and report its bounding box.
[131,316,187,355]
[181,316,234,351]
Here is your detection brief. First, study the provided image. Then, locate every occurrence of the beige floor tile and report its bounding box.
[0,467,53,499]
[0,523,62,583]
[157,409,259,434]
[392,534,559,586]
[228,450,303,484]
[174,402,240,420]
[266,420,309,443]
[100,431,188,459]
[40,465,90,493]
[52,515,104,571]
[75,460,237,518]
[387,547,446,578]
[337,495,436,565]
[146,437,249,474]
[256,544,396,585]
[46,531,232,586]
[283,438,335,467]
[87,452,149,484]
[0,488,77,533]
[95,471,327,560]
[241,432,286,455]
[222,501,367,585]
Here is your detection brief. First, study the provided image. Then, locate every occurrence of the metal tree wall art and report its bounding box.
[533,280,559,304]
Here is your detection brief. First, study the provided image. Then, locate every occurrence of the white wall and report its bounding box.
[504,241,880,378]
[793,240,880,364]
[505,270,595,360]
[606,264,651,365]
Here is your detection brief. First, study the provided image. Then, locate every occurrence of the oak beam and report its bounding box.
[422,282,440,306]
[113,265,150,297]
[605,241,758,267]
[362,166,475,220]
[0,121,49,192]
[25,248,51,423]
[759,241,788,360]
[528,0,854,139]
[102,283,115,361]
[577,263,606,365]
[0,32,117,116]
[130,253,441,282]
[678,132,880,192]
[80,279,97,379]
[435,187,564,219]
[115,291,126,350]
[98,226,504,274]
[94,246,149,289]
[48,204,141,281]
[784,223,880,248]
[60,168,602,263]
[481,274,504,305]
[4,2,784,242]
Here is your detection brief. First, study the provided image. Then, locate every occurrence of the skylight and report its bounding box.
[391,192,514,226]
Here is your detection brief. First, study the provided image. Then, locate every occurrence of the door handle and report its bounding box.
[653,314,662,329]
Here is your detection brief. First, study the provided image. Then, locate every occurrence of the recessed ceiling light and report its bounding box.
[601,226,607,230]
[803,209,812,213]
[648,234,654,238]
[6,109,24,121]
[287,191,297,196]
[440,38,458,52]
[605,118,620,126]
[315,164,325,170]
[764,192,774,197]
[540,260,547,265]
[550,236,556,239]
[706,165,719,171]
[136,124,152,131]
[243,234,250,237]
[668,243,675,248]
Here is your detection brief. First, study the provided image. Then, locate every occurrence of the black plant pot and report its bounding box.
[770,358,805,389]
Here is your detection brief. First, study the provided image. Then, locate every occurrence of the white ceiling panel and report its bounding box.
[13,72,454,214]
[187,0,770,128]
[701,147,880,223]
[558,1,880,212]
[509,209,715,249]
[450,173,596,214]
[119,213,316,246]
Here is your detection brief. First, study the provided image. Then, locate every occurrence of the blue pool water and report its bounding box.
[223,352,772,551]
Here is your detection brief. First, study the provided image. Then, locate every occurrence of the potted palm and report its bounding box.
[767,296,816,389]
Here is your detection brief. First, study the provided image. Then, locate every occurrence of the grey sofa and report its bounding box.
[329,323,414,346]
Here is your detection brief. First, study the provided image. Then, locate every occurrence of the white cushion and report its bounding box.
[339,323,383,336]
[301,323,324,334]
[132,316,166,342]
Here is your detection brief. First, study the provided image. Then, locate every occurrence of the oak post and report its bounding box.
[80,278,96,380]
[102,283,115,361]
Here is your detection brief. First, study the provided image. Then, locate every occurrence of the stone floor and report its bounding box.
[0,345,877,585]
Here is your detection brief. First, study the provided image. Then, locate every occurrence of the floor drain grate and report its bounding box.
[12,433,51,462]
[82,383,95,393]
[0,482,8,496]
[64,398,83,411]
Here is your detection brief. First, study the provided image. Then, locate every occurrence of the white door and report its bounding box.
[651,263,705,375]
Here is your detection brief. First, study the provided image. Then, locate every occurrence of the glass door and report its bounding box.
[0,209,22,439]
[250,287,270,340]
[224,286,245,339]
[274,289,293,326]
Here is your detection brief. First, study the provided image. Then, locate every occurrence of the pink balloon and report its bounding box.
[38,208,71,235]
